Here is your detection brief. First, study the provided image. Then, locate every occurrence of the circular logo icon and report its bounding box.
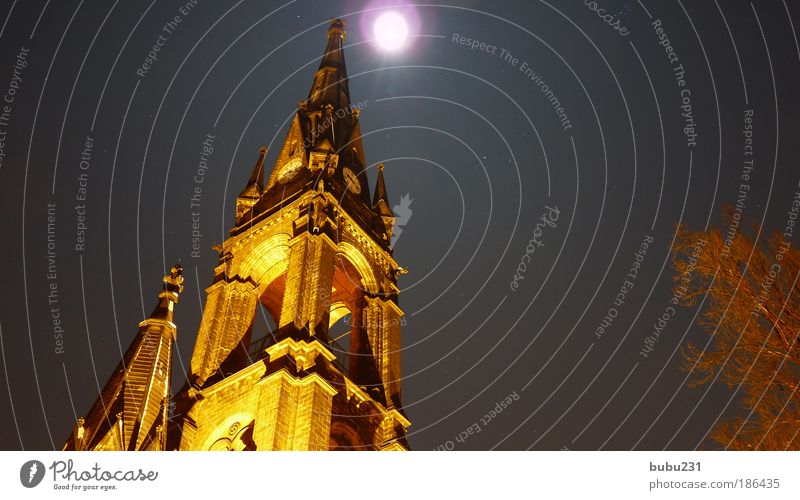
[20,460,45,488]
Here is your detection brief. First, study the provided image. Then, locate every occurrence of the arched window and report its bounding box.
[327,302,352,372]
[325,250,379,385]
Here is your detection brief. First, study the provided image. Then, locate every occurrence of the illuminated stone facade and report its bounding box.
[64,18,409,451]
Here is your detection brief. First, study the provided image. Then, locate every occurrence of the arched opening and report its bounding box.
[217,273,285,377]
[245,274,284,364]
[327,301,352,372]
[213,232,289,376]
[328,420,370,451]
[246,301,279,364]
[324,250,379,386]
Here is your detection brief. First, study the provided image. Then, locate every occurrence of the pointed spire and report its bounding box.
[319,18,347,71]
[63,265,182,450]
[373,164,395,245]
[307,18,351,111]
[242,17,372,224]
[373,163,393,218]
[236,147,267,222]
[239,146,267,198]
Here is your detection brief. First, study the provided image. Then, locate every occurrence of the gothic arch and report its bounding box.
[232,232,291,294]
[328,301,351,327]
[336,241,379,294]
[232,232,291,332]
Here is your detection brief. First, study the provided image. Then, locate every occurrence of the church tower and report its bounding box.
[170,18,410,451]
[64,18,409,452]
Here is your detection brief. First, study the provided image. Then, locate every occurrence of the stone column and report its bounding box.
[363,296,404,409]
[189,276,259,385]
[349,292,377,386]
[278,232,338,337]
[253,368,336,450]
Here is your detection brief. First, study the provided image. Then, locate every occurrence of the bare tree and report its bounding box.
[673,209,800,450]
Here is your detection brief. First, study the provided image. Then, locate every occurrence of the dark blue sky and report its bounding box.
[2,0,800,450]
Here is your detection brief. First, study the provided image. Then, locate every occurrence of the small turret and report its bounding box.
[236,147,267,221]
[372,163,394,243]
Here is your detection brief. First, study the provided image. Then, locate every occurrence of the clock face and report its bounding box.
[342,167,361,194]
[278,157,303,182]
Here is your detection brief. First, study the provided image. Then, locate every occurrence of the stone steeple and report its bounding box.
[63,265,184,451]
[172,18,410,450]
[67,17,410,453]
[246,18,376,230]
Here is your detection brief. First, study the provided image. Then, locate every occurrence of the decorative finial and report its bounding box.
[163,264,184,294]
[76,417,85,440]
[328,18,346,40]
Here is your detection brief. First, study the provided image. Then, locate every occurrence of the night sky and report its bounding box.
[2,0,800,451]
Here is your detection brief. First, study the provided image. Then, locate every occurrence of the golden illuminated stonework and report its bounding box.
[64,18,409,451]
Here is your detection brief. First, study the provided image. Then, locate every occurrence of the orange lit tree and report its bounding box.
[673,209,800,450]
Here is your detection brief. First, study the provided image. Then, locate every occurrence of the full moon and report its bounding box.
[373,12,409,51]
